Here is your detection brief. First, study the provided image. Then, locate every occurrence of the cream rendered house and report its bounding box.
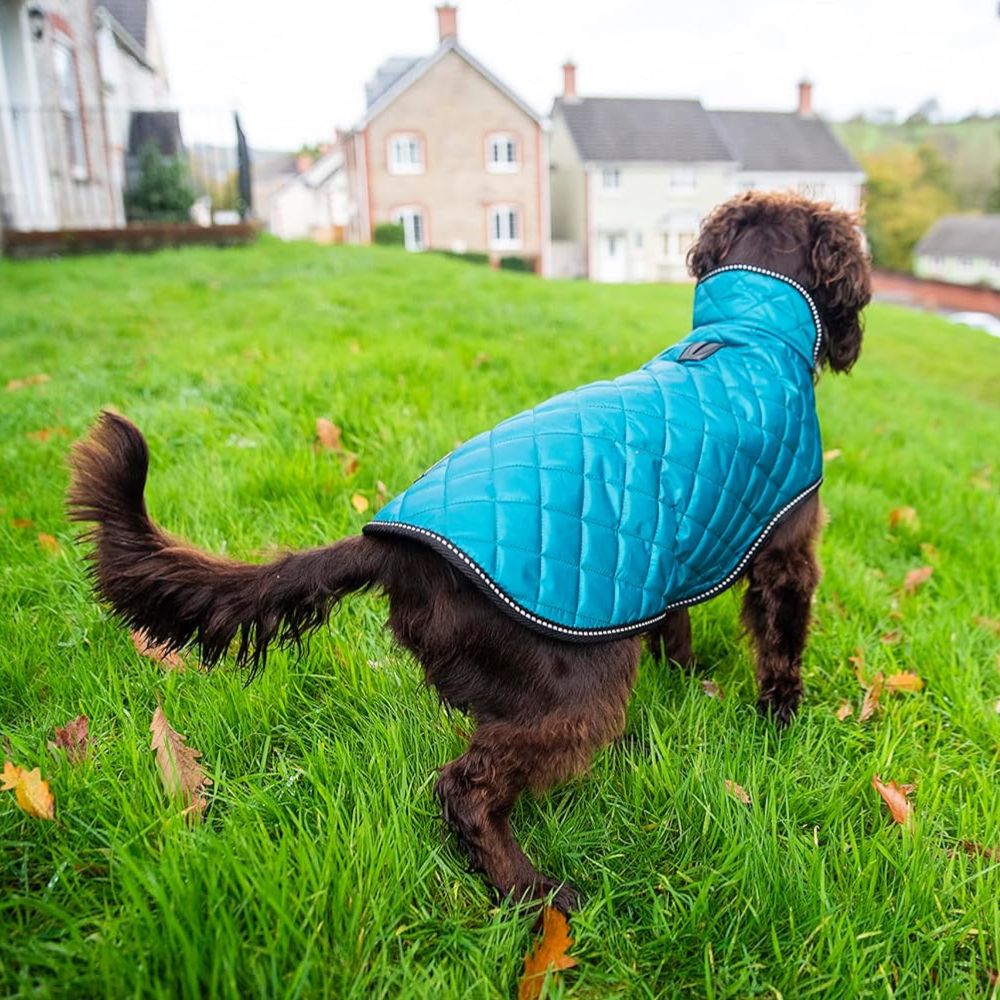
[343,5,549,272]
[914,215,1000,290]
[550,70,863,282]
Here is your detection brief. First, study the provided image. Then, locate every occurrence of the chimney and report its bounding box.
[562,61,577,101]
[296,153,314,174]
[436,4,457,43]
[797,79,813,116]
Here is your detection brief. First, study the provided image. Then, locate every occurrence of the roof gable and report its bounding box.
[100,0,148,51]
[555,97,733,163]
[916,215,1000,261]
[353,38,542,131]
[710,110,860,173]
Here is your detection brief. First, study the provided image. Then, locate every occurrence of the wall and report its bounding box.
[365,48,543,262]
[734,170,864,213]
[587,161,736,282]
[872,268,1000,316]
[914,253,1000,291]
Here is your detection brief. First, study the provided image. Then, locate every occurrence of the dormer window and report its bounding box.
[388,133,424,174]
[486,133,519,173]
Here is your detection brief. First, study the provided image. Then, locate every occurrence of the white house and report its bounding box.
[914,215,1000,290]
[550,70,864,282]
[0,0,171,232]
[267,148,351,242]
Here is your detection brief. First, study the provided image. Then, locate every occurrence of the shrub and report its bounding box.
[125,141,195,223]
[499,255,536,273]
[373,223,405,247]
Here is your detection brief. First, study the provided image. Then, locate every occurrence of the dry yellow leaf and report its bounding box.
[37,532,60,554]
[872,773,914,825]
[149,707,211,822]
[351,493,369,513]
[885,671,924,693]
[725,779,751,805]
[6,373,50,391]
[836,700,854,721]
[518,907,577,1000]
[903,566,933,593]
[823,448,842,461]
[1,761,55,820]
[701,678,724,699]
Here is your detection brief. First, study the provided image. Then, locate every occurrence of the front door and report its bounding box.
[598,231,627,282]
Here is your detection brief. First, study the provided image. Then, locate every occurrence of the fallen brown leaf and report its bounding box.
[351,493,369,513]
[994,696,1000,715]
[955,840,1000,863]
[885,671,924,693]
[518,907,577,1000]
[973,616,1000,638]
[1,761,55,820]
[725,779,751,805]
[376,480,389,507]
[26,426,68,443]
[919,542,939,562]
[859,672,885,723]
[823,448,843,461]
[880,630,902,645]
[872,774,914,825]
[37,532,60,554]
[48,715,91,763]
[903,566,933,593]
[131,630,188,672]
[701,678,724,699]
[149,707,211,822]
[315,418,343,452]
[888,506,918,529]
[11,517,33,529]
[341,453,359,476]
[969,465,992,491]
[6,373,50,391]
[836,700,854,721]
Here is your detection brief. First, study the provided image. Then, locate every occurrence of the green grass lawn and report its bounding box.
[1,240,999,999]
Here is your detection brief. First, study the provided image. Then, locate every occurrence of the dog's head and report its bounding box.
[687,191,871,373]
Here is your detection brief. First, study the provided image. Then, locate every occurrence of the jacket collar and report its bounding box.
[692,265,824,369]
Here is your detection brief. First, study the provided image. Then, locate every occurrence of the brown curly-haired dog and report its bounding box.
[67,191,871,914]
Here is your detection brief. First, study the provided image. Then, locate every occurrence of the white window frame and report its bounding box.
[485,132,519,173]
[52,39,88,181]
[387,133,424,175]
[392,206,426,251]
[601,167,621,191]
[488,204,521,251]
[669,167,697,193]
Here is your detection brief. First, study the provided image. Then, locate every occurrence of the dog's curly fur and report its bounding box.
[67,191,870,914]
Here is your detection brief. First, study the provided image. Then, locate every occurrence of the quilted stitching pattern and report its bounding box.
[365,270,824,638]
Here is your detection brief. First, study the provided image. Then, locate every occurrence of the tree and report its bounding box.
[125,141,195,223]
[861,144,957,271]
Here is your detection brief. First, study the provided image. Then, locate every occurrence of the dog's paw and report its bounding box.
[540,879,581,915]
[757,688,801,728]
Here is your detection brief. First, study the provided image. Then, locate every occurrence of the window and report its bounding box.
[669,168,696,192]
[392,207,426,251]
[53,41,87,180]
[486,133,519,172]
[602,167,621,190]
[387,133,424,174]
[662,227,698,260]
[488,204,521,250]
[634,231,644,249]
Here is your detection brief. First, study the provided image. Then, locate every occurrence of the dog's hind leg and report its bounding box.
[434,640,639,913]
[741,494,823,726]
[645,608,694,667]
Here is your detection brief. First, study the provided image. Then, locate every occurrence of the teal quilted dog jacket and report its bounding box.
[364,266,825,641]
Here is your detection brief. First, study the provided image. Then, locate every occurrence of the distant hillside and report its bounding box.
[834,116,1000,210]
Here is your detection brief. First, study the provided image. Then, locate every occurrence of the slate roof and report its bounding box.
[709,110,860,172]
[555,97,859,173]
[101,0,148,51]
[555,98,733,163]
[366,57,422,108]
[915,215,1000,261]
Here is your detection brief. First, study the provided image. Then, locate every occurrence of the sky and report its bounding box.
[155,0,1000,150]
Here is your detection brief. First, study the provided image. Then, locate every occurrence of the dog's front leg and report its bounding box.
[646,608,694,667]
[740,496,822,726]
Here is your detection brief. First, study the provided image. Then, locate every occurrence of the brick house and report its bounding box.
[0,0,171,231]
[550,69,863,282]
[343,5,549,273]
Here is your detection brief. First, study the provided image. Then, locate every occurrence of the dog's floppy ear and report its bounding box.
[687,195,761,279]
[807,209,872,373]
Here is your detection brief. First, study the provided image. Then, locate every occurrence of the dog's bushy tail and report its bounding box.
[67,411,386,672]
